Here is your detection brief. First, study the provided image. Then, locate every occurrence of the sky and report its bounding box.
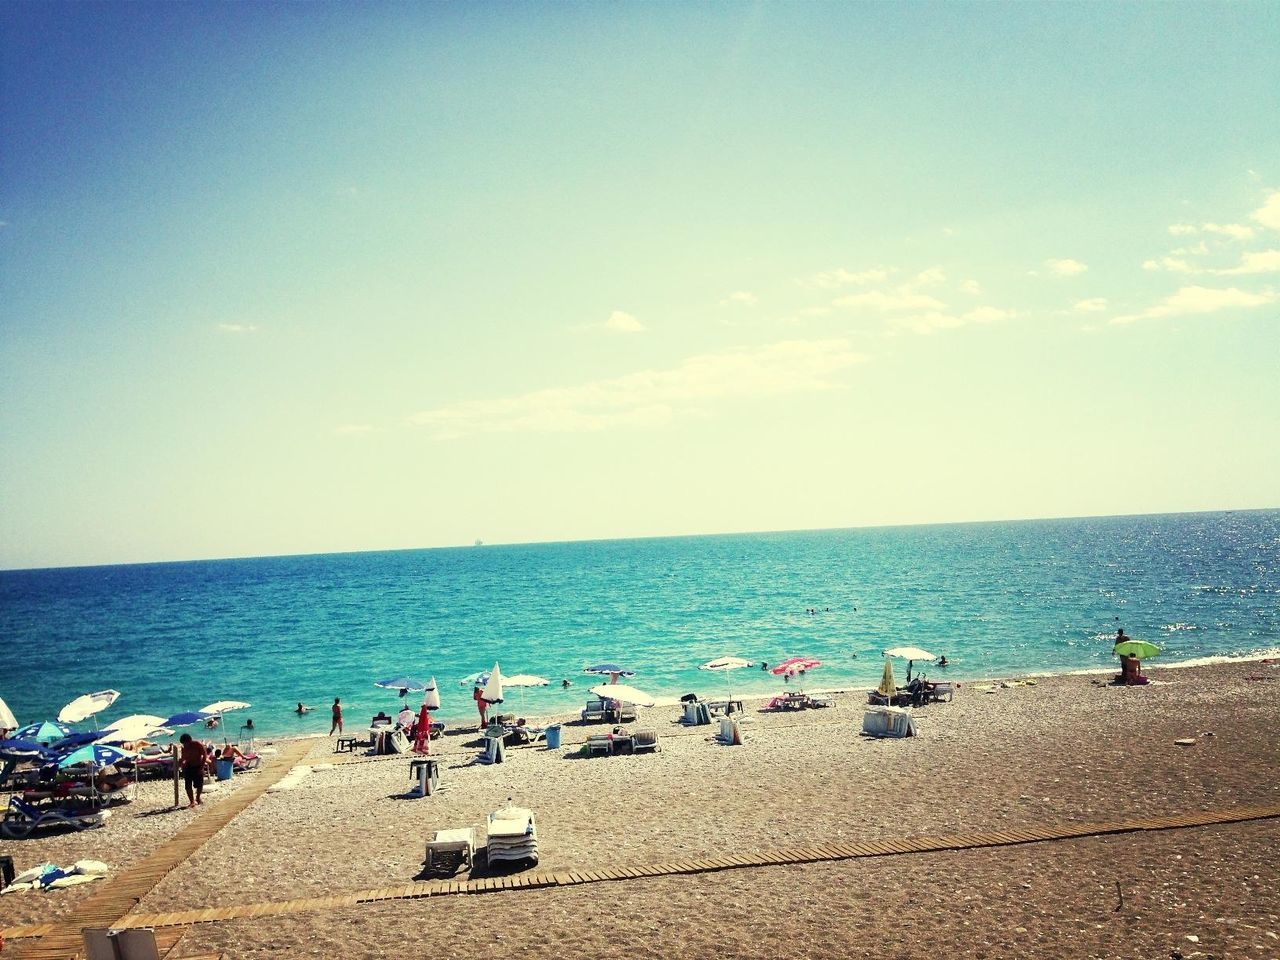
[1,2,1278,570]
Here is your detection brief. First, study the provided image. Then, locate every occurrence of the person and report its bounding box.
[473,685,488,729]
[204,715,220,729]
[937,655,949,668]
[330,698,343,735]
[561,678,572,689]
[373,710,391,726]
[244,719,254,731]
[1116,627,1129,643]
[178,733,205,808]
[219,743,246,762]
[761,662,768,671]
[295,703,310,715]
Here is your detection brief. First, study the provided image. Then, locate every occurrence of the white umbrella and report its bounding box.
[699,656,753,702]
[201,700,251,715]
[99,718,171,744]
[503,674,549,715]
[59,690,121,724]
[588,683,656,708]
[883,646,936,682]
[0,696,18,732]
[422,678,441,711]
[480,663,505,705]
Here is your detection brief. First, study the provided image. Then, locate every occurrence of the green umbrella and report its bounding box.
[1113,640,1160,660]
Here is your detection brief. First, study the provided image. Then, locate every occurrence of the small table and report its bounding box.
[425,827,475,872]
[334,736,359,753]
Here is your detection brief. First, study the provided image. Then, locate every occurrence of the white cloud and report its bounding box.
[216,323,258,333]
[1169,222,1254,240]
[334,424,377,435]
[960,279,982,295]
[601,310,645,333]
[915,267,947,286]
[1111,285,1277,325]
[719,291,758,307]
[1142,257,1194,274]
[1073,298,1109,313]
[891,306,1014,335]
[1044,258,1088,277]
[834,289,947,312]
[1251,190,1280,231]
[807,267,891,289]
[1201,222,1255,240]
[410,339,867,439]
[1214,250,1280,275]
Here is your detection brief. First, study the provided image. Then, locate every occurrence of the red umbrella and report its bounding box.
[770,656,822,676]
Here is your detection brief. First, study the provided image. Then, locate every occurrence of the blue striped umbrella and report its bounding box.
[14,720,72,744]
[57,743,134,768]
[164,711,213,728]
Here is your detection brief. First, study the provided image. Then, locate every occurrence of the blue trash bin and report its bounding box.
[215,758,234,781]
[545,724,562,750]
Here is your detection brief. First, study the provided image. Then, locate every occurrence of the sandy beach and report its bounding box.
[3,659,1278,959]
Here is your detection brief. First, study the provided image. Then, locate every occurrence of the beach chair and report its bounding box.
[585,734,613,757]
[683,701,713,725]
[487,802,538,866]
[1,796,107,839]
[632,729,659,753]
[478,733,505,765]
[580,697,610,723]
[615,702,638,723]
[926,681,954,703]
[424,826,474,874]
[84,927,163,960]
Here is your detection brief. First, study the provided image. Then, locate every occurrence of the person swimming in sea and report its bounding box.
[937,655,948,668]
[295,702,310,714]
[561,679,572,689]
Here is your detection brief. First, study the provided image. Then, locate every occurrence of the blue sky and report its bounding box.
[2,2,1278,569]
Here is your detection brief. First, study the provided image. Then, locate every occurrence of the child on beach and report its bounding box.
[330,698,343,735]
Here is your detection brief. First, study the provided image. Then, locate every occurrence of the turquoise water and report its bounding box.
[2,510,1277,738]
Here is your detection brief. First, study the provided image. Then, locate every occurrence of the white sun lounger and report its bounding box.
[425,827,475,872]
[487,804,538,865]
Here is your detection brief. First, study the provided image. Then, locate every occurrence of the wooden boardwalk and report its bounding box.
[4,739,316,960]
[6,801,1274,946]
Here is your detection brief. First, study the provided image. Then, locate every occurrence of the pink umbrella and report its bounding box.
[770,657,822,688]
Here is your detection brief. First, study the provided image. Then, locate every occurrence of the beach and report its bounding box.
[2,659,1278,959]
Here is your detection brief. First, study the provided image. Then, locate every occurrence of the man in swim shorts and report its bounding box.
[178,733,205,808]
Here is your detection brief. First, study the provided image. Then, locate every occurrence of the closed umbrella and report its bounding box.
[699,656,753,702]
[480,664,505,706]
[0,696,17,732]
[422,678,442,711]
[877,657,896,697]
[59,690,121,725]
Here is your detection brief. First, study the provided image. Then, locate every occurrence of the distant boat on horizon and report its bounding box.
[474,538,484,546]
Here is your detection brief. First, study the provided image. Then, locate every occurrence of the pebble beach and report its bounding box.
[2,659,1278,959]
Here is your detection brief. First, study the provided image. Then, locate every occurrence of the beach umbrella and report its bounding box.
[700,656,753,701]
[877,658,897,697]
[1113,639,1160,660]
[375,677,427,692]
[58,690,121,725]
[583,663,635,683]
[503,674,550,715]
[479,664,505,706]
[422,678,441,711]
[101,714,171,744]
[588,683,657,708]
[201,700,251,715]
[459,671,490,688]
[884,646,935,682]
[770,657,822,676]
[50,730,111,751]
[0,738,55,762]
[14,720,72,744]
[164,711,213,728]
[0,695,17,732]
[57,743,134,769]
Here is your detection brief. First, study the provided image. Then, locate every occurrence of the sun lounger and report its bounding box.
[478,733,505,765]
[84,927,163,960]
[424,826,474,874]
[925,681,954,703]
[585,734,613,757]
[683,701,713,725]
[580,697,610,723]
[487,803,538,866]
[2,796,108,839]
[615,702,638,723]
[862,706,916,738]
[632,729,659,753]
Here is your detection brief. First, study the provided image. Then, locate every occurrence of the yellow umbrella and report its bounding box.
[877,658,896,697]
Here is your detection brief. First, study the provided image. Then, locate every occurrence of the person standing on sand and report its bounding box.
[473,684,488,729]
[330,698,343,735]
[178,733,205,808]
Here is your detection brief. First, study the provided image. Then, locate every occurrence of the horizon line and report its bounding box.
[2,504,1276,575]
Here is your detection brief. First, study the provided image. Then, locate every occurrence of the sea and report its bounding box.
[1,510,1277,740]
